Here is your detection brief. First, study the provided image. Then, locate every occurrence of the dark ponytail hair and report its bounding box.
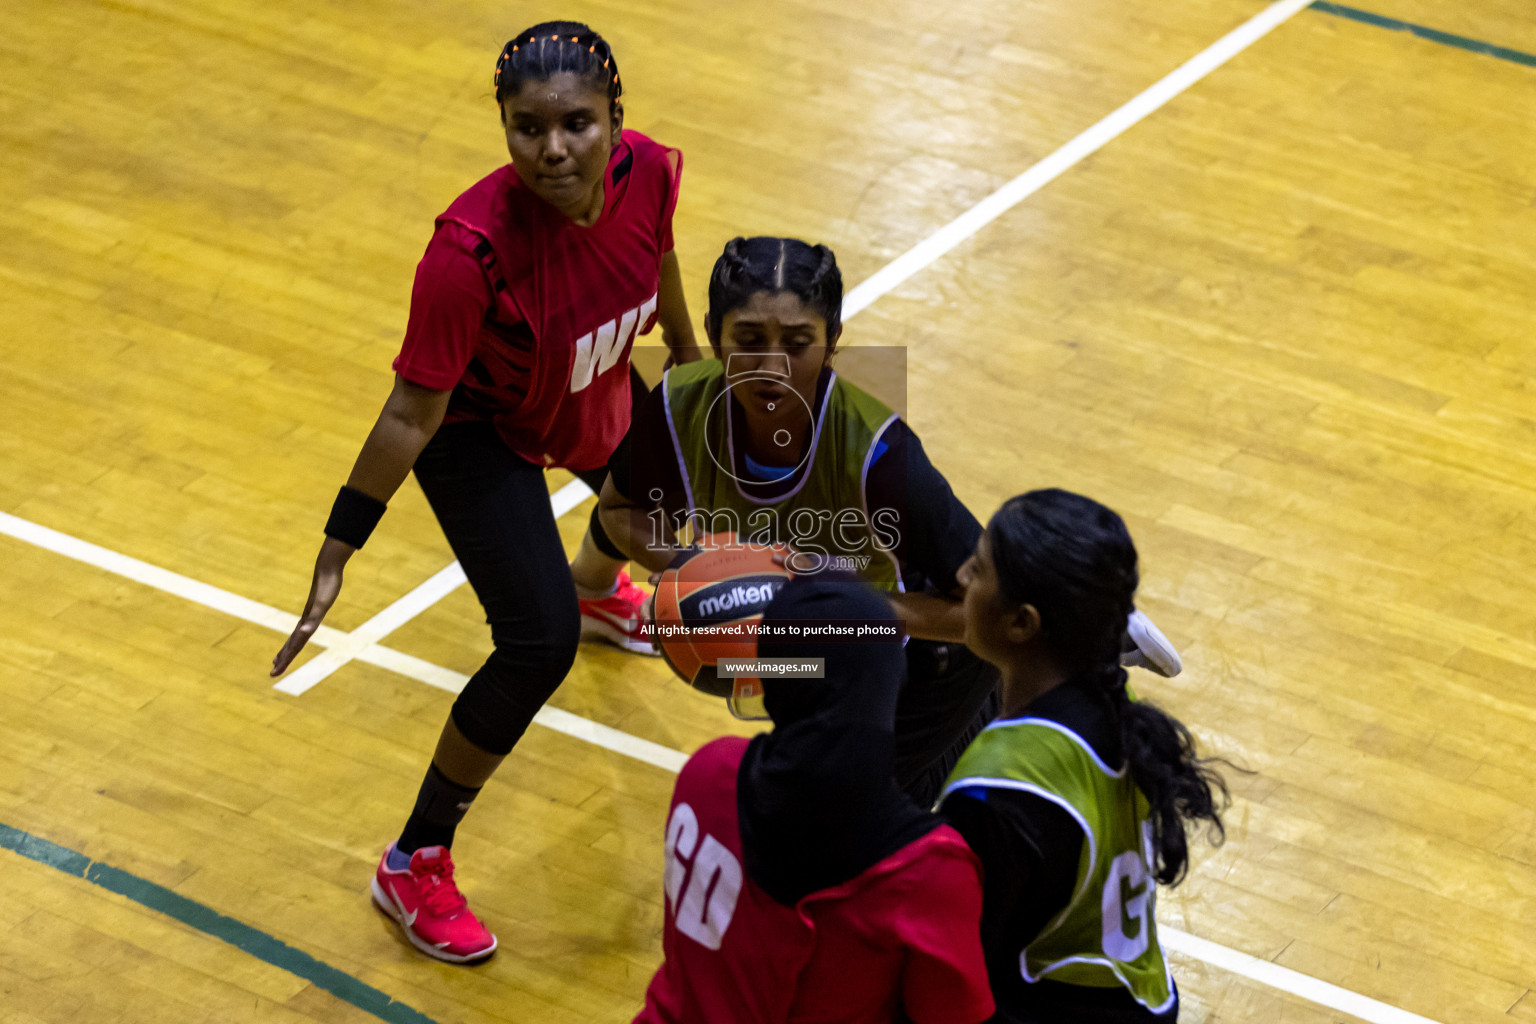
[493,21,623,114]
[706,237,843,345]
[987,489,1228,886]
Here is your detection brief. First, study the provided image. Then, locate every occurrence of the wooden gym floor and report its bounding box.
[1,0,1533,1022]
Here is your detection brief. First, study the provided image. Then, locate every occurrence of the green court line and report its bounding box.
[1311,2,1536,69]
[0,822,441,1024]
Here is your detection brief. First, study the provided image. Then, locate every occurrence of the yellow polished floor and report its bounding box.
[2,0,1533,1022]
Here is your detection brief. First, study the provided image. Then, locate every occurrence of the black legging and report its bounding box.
[412,367,642,756]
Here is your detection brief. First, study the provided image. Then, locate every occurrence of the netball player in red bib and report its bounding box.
[269,22,699,962]
[635,574,994,1024]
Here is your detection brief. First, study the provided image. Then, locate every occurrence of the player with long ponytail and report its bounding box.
[941,488,1228,1021]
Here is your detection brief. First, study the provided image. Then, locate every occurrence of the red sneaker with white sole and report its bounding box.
[371,844,497,963]
[578,570,659,656]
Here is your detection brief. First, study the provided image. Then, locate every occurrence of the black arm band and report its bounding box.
[324,486,387,549]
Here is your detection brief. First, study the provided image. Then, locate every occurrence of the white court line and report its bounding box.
[0,510,345,648]
[273,476,595,694]
[273,559,468,696]
[842,0,1316,318]
[346,648,689,773]
[0,507,681,769]
[1160,928,1442,1024]
[280,0,1320,683]
[0,507,1445,1024]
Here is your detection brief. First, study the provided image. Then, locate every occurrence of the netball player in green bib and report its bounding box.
[940,489,1230,1022]
[599,237,1182,806]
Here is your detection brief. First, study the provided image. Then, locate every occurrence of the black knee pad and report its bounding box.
[587,503,628,560]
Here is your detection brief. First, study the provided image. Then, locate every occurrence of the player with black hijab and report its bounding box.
[635,574,994,1024]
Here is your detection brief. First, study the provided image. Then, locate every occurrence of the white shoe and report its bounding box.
[1121,609,1182,677]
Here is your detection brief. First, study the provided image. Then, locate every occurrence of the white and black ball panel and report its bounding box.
[677,573,787,625]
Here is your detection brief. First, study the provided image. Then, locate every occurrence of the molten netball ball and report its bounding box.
[651,533,791,699]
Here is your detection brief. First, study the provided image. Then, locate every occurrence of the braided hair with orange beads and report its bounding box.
[493,21,622,112]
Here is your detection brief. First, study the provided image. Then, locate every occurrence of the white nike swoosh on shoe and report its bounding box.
[390,888,419,928]
[582,606,637,630]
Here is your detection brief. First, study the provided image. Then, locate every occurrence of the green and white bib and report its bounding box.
[663,359,902,590]
[941,717,1176,1014]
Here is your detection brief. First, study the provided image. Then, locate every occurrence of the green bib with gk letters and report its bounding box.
[941,717,1176,1014]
